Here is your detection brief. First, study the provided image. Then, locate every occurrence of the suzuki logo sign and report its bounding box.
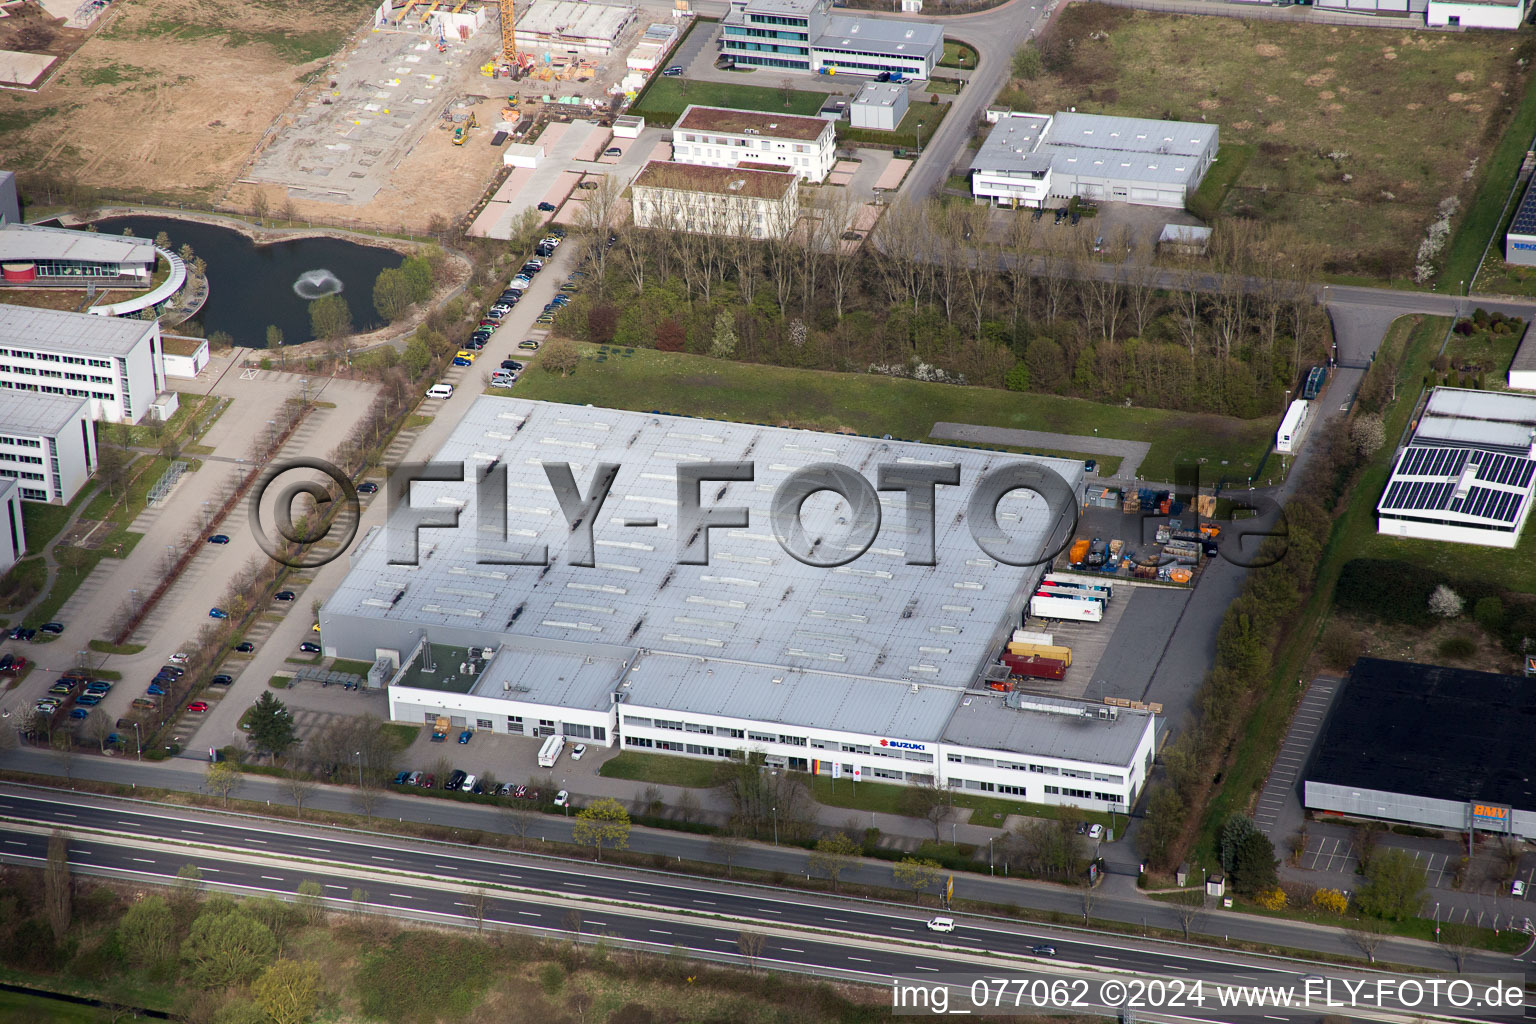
[881,738,926,751]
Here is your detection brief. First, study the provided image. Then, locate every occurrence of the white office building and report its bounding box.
[325,398,1159,815]
[720,0,943,80]
[850,81,908,131]
[0,304,166,423]
[1376,388,1536,549]
[971,111,1220,210]
[0,392,96,504]
[671,105,837,183]
[631,161,801,240]
[0,479,26,575]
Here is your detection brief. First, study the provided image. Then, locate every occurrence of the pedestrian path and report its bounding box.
[1252,676,1339,839]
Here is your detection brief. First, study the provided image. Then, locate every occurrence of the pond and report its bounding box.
[90,215,405,348]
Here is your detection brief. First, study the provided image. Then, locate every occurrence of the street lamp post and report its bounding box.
[989,836,995,875]
[952,822,957,847]
[133,722,141,761]
[772,805,778,846]
[354,750,363,790]
[915,120,925,152]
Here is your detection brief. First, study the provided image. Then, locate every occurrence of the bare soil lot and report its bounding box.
[1015,5,1532,281]
[2,0,376,202]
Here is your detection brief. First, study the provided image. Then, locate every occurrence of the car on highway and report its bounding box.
[553,789,569,807]
[1514,880,1527,898]
[39,622,64,634]
[518,339,541,351]
[357,482,379,494]
[147,683,166,696]
[186,701,209,713]
[207,534,230,544]
[393,771,411,785]
[1029,945,1057,957]
[274,591,296,602]
[209,607,229,619]
[299,641,321,653]
[925,917,955,933]
[210,675,233,687]
[570,743,587,761]
[537,201,557,212]
[458,729,473,744]
[234,641,256,653]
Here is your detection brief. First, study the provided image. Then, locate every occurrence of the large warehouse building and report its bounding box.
[970,111,1220,210]
[1505,175,1536,268]
[515,0,637,56]
[1304,658,1536,840]
[1375,387,1536,548]
[319,398,1158,814]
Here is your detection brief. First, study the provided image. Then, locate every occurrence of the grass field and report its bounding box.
[515,344,1276,483]
[1451,72,1536,293]
[940,41,978,69]
[837,101,949,150]
[0,990,107,1024]
[631,78,830,125]
[601,750,719,788]
[809,775,1115,829]
[1025,5,1534,282]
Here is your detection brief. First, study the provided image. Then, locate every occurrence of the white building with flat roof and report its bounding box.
[631,161,801,240]
[1377,388,1536,548]
[0,392,96,504]
[971,111,1220,210]
[850,81,908,131]
[515,0,638,55]
[0,479,26,575]
[322,398,1158,815]
[0,304,165,423]
[671,105,837,182]
[720,0,943,80]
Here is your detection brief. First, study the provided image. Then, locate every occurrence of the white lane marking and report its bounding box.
[586,921,607,927]
[848,956,872,962]
[260,876,285,881]
[714,938,735,944]
[132,857,156,864]
[825,917,847,923]
[566,883,585,888]
[455,902,473,908]
[780,947,805,954]
[306,847,327,853]
[649,929,671,936]
[181,829,204,835]
[892,927,912,933]
[202,867,220,873]
[693,900,715,905]
[247,839,267,845]
[1094,955,1119,961]
[325,884,349,890]
[1265,1017,1287,1021]
[437,865,458,871]
[914,965,939,971]
[372,855,393,861]
[759,908,780,914]
[628,890,651,896]
[389,893,413,900]
[1165,965,1189,971]
[3,840,27,846]
[55,812,75,818]
[501,873,520,879]
[518,911,541,917]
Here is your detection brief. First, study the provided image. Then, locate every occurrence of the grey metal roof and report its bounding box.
[0,223,157,266]
[0,391,89,438]
[852,81,907,110]
[740,0,821,17]
[970,114,1054,176]
[941,692,1152,767]
[621,653,962,740]
[816,15,943,56]
[1417,387,1536,452]
[471,635,633,712]
[329,396,1082,685]
[1046,111,1216,159]
[1509,323,1536,378]
[516,0,634,39]
[0,303,158,357]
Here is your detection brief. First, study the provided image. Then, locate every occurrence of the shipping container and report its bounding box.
[1030,593,1104,622]
[1000,653,1068,680]
[1013,629,1054,646]
[1043,575,1114,602]
[1068,538,1090,564]
[1036,584,1107,608]
[1006,641,1073,666]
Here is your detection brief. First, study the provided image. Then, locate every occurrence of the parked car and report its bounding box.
[299,641,321,653]
[392,771,411,785]
[489,376,514,388]
[452,352,475,367]
[535,314,555,325]
[147,683,166,696]
[513,785,527,799]
[274,591,296,602]
[553,789,570,807]
[551,294,571,306]
[925,917,955,933]
[662,65,683,76]
[234,641,256,653]
[426,383,454,400]
[577,180,599,190]
[445,769,466,791]
[74,694,101,707]
[39,622,64,634]
[207,534,230,544]
[48,682,74,696]
[604,147,622,157]
[407,770,424,786]
[1084,459,1097,474]
[186,701,209,713]
[501,359,524,371]
[169,652,190,664]
[69,708,89,720]
[1514,880,1527,898]
[571,743,587,761]
[540,236,561,249]
[209,607,229,619]
[421,773,435,789]
[357,482,379,494]
[1088,823,1103,841]
[210,674,233,687]
[510,275,533,289]
[131,697,158,710]
[460,773,478,793]
[160,664,185,677]
[458,729,473,744]
[841,231,862,241]
[84,681,111,694]
[518,339,541,351]
[537,201,557,212]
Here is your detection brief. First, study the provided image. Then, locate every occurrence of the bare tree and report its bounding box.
[1080,883,1097,925]
[709,829,750,877]
[1172,890,1205,941]
[353,781,380,821]
[1441,922,1478,972]
[503,802,537,849]
[738,929,766,972]
[282,765,317,819]
[468,887,489,932]
[1003,214,1038,331]
[45,830,71,941]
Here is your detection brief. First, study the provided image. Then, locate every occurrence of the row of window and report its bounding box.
[723,40,811,56]
[0,454,43,467]
[0,350,114,368]
[744,13,809,26]
[955,779,1029,797]
[0,436,40,449]
[724,25,808,41]
[0,468,45,482]
[1,365,115,385]
[1043,784,1123,804]
[0,381,117,404]
[727,53,808,69]
[946,752,1124,784]
[20,487,46,501]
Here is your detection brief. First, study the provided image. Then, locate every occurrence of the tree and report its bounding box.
[503,802,537,849]
[295,880,325,925]
[206,760,242,807]
[468,887,489,932]
[809,831,860,892]
[892,857,942,903]
[1345,918,1388,963]
[780,76,794,106]
[84,709,114,753]
[248,691,297,761]
[898,776,954,841]
[1349,414,1385,460]
[708,829,750,877]
[710,309,737,359]
[308,294,352,342]
[1136,786,1186,870]
[1012,42,1043,79]
[738,930,765,973]
[266,324,284,350]
[251,190,270,225]
[181,907,277,988]
[1428,584,1464,618]
[1219,813,1257,873]
[252,958,321,1024]
[571,797,631,861]
[1440,922,1478,973]
[281,761,316,818]
[1172,890,1205,940]
[373,267,415,323]
[1354,848,1427,920]
[1354,821,1383,873]
[1229,832,1279,898]
[171,863,204,921]
[1012,817,1088,881]
[588,304,618,344]
[45,830,70,942]
[118,894,176,967]
[541,336,579,377]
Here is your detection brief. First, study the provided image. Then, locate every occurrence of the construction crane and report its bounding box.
[500,0,516,61]
[419,0,438,24]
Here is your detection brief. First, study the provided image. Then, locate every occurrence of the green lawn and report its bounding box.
[631,77,830,126]
[809,775,1115,828]
[22,488,91,557]
[516,343,1275,483]
[330,658,375,676]
[381,723,420,747]
[837,101,948,151]
[0,989,110,1023]
[88,639,145,655]
[1450,71,1536,293]
[1187,144,1253,223]
[939,40,978,69]
[600,750,719,788]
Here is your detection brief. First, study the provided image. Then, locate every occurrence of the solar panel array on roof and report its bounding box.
[1511,177,1536,237]
[1377,443,1536,527]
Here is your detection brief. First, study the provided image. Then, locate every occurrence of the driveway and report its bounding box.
[928,421,1151,481]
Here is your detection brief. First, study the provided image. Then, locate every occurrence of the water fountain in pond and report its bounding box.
[292,269,344,299]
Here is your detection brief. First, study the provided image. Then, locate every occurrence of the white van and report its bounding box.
[425,383,454,400]
[925,917,955,933]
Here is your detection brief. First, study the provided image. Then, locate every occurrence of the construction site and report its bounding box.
[233,0,676,232]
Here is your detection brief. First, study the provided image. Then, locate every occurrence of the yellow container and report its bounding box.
[1006,641,1073,667]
